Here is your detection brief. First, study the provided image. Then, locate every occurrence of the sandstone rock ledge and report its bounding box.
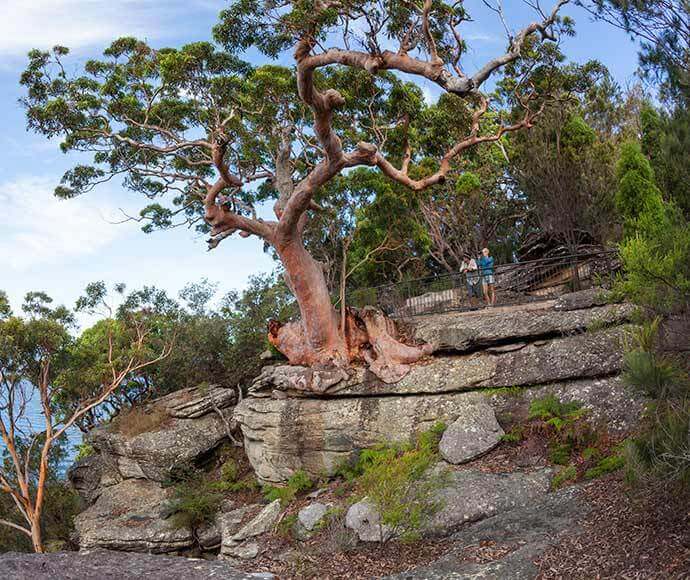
[235,295,643,483]
[70,384,240,554]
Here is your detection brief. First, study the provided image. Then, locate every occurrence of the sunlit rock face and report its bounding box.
[235,294,643,483]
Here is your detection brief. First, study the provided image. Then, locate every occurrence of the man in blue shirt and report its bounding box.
[478,247,496,306]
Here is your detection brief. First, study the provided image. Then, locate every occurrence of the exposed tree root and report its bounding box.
[268,306,433,389]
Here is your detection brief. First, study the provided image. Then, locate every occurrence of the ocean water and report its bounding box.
[0,392,83,477]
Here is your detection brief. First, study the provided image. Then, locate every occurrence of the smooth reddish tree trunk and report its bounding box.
[269,237,433,384]
[272,238,348,366]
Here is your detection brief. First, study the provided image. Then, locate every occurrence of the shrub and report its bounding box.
[276,513,298,539]
[263,470,314,505]
[625,401,690,488]
[220,458,239,484]
[354,423,448,543]
[528,395,583,422]
[528,395,597,465]
[167,478,222,531]
[585,453,625,479]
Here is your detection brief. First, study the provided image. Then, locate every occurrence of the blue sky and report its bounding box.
[0,1,639,323]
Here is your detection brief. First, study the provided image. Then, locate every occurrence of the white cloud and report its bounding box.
[0,176,133,271]
[0,0,219,57]
[0,1,144,56]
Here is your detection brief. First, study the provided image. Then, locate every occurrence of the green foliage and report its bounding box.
[167,477,223,531]
[507,78,620,252]
[0,478,81,553]
[528,395,596,465]
[641,104,690,217]
[619,299,690,491]
[585,453,625,480]
[74,443,95,462]
[552,465,577,489]
[528,395,584,422]
[549,443,574,465]
[277,513,299,539]
[348,423,447,543]
[615,141,666,231]
[617,198,690,312]
[219,458,239,484]
[499,428,524,444]
[623,351,686,400]
[625,401,690,487]
[263,470,314,505]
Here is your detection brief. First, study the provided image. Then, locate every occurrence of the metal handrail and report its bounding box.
[346,249,619,317]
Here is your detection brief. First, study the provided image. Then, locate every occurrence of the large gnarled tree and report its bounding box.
[22,0,571,387]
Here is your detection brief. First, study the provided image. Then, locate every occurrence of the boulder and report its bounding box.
[218,505,256,541]
[554,287,610,311]
[224,541,260,560]
[88,389,234,482]
[426,467,553,537]
[345,498,392,543]
[439,403,504,464]
[221,500,281,560]
[298,502,329,532]
[154,384,236,419]
[411,302,633,353]
[74,479,192,553]
[229,500,282,542]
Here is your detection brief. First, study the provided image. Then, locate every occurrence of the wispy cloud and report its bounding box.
[0,176,133,271]
[0,0,216,58]
[464,32,502,43]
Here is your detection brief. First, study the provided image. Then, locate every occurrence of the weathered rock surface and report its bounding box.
[439,402,504,464]
[427,467,553,536]
[155,384,236,419]
[411,301,632,353]
[298,502,329,532]
[0,549,275,580]
[74,479,192,553]
[554,287,610,311]
[346,498,392,543]
[87,385,235,482]
[67,454,121,505]
[221,500,281,560]
[252,326,627,398]
[388,486,586,579]
[230,500,281,542]
[68,385,244,554]
[236,366,644,484]
[235,391,490,483]
[490,375,645,434]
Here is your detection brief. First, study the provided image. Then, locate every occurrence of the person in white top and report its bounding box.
[460,252,481,308]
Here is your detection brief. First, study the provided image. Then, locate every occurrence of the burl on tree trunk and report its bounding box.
[267,237,434,387]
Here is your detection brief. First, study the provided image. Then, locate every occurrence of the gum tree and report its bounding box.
[22,0,572,387]
[0,295,169,552]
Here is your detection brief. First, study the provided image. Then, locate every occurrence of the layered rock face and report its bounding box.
[235,292,643,483]
[70,385,238,554]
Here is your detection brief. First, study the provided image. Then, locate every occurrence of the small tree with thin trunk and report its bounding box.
[0,297,170,552]
[21,0,572,388]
